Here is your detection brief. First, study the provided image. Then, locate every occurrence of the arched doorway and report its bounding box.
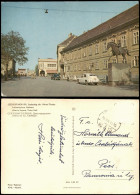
[40,70,45,77]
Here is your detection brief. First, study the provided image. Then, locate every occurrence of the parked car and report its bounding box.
[51,73,61,80]
[77,73,99,85]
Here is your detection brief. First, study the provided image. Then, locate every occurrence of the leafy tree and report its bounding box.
[35,64,39,76]
[1,31,29,80]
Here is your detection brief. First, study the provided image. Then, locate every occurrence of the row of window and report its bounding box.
[47,64,56,67]
[39,63,56,68]
[66,56,139,72]
[64,31,139,61]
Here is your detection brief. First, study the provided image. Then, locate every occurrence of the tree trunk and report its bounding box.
[5,64,8,81]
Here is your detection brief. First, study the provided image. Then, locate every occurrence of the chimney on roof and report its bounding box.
[69,33,72,37]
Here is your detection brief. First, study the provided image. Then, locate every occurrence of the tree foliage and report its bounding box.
[1,31,29,79]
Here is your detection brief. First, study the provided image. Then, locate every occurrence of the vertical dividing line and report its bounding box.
[72,116,74,175]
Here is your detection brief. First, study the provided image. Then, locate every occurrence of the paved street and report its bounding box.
[1,76,139,97]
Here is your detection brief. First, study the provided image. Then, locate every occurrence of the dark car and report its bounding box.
[51,73,61,80]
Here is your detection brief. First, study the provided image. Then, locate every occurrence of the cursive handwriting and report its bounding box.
[76,139,133,149]
[60,115,67,133]
[36,123,45,164]
[74,129,130,138]
[125,171,134,181]
[58,130,65,163]
[105,131,130,137]
[36,146,43,163]
[48,126,55,155]
[82,170,134,181]
[38,123,45,144]
[98,159,115,168]
[58,115,67,164]
[95,140,133,150]
[74,129,104,137]
[82,170,115,178]
[79,117,93,124]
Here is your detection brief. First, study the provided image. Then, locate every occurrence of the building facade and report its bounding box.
[1,59,16,77]
[18,68,27,76]
[57,33,76,77]
[60,4,139,83]
[38,58,57,76]
[27,70,35,76]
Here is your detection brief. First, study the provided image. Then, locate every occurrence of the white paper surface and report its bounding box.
[1,99,139,194]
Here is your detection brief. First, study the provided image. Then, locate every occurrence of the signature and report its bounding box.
[48,126,55,155]
[36,123,45,164]
[38,123,45,144]
[36,146,43,163]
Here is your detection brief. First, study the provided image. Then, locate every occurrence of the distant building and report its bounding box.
[57,33,76,77]
[60,4,139,83]
[38,58,57,76]
[1,59,16,77]
[27,70,35,76]
[18,68,27,76]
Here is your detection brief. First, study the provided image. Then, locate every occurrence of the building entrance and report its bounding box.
[40,70,45,76]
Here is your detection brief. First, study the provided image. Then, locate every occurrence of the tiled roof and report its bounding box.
[63,4,139,52]
[58,34,76,46]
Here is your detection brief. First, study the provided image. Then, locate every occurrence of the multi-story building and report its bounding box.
[60,4,139,83]
[1,59,16,77]
[38,58,57,76]
[18,68,27,76]
[57,33,76,77]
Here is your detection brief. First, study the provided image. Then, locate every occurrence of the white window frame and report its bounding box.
[133,31,139,44]
[121,35,127,47]
[133,56,139,67]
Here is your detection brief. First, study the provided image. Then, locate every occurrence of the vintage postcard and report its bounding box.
[1,99,139,194]
[1,2,139,97]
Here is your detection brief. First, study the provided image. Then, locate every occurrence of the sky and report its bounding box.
[1,1,138,71]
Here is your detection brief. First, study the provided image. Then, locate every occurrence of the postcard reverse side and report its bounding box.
[1,99,139,194]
